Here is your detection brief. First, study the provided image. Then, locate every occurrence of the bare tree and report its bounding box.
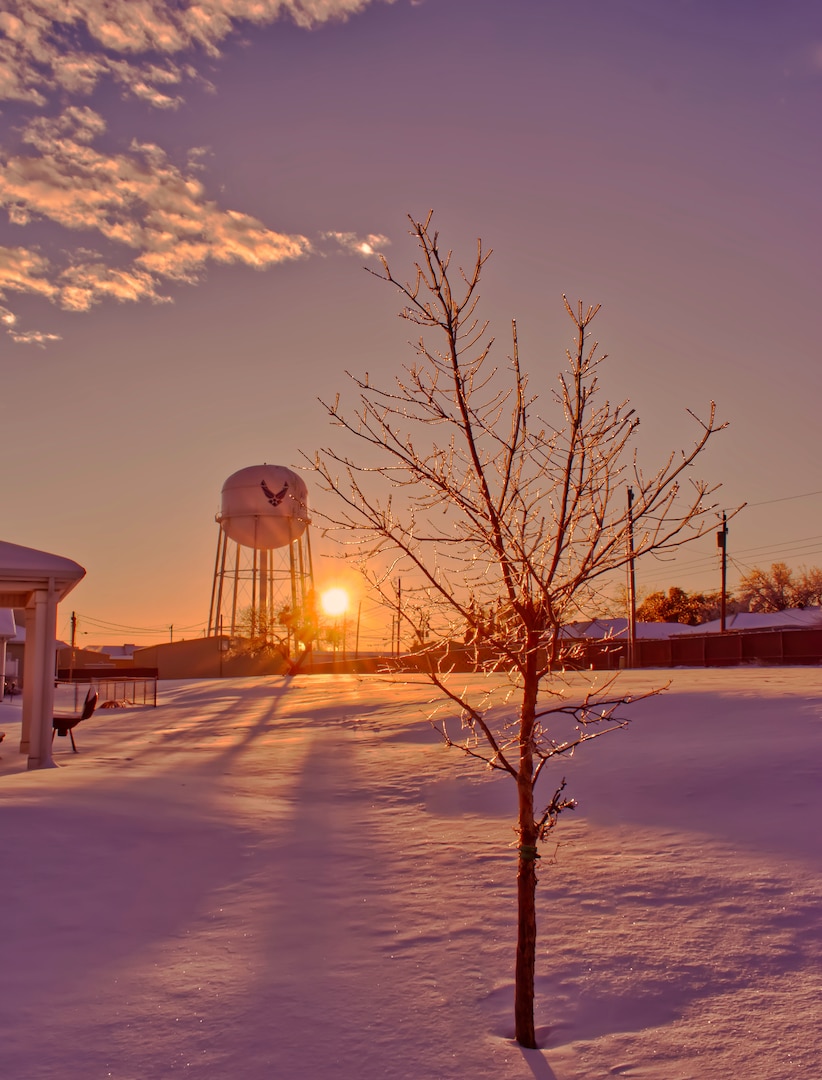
[233,604,284,657]
[312,213,728,1048]
[233,599,318,662]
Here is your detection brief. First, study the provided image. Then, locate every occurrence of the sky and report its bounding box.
[2,668,821,1076]
[1,0,821,646]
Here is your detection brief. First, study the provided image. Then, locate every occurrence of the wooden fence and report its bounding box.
[570,627,822,670]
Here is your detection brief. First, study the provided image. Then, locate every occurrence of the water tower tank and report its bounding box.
[217,464,309,550]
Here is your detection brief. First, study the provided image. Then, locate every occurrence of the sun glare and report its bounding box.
[320,587,349,617]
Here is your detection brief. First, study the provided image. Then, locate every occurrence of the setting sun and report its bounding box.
[320,587,349,617]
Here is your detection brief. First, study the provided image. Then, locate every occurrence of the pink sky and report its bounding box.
[1,1,821,645]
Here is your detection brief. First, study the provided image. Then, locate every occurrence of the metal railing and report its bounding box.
[54,674,158,710]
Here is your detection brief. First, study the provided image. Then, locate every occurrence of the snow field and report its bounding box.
[1,669,820,1079]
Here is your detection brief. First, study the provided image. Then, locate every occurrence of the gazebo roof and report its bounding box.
[0,540,85,608]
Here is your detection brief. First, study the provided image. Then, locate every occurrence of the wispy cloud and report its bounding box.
[0,1,395,344]
[8,327,62,346]
[0,244,58,300]
[0,1,392,107]
[0,108,312,313]
[323,231,390,258]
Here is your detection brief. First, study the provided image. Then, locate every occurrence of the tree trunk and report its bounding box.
[514,665,539,1047]
[515,802,538,1046]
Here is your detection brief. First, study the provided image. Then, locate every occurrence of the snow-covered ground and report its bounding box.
[1,669,820,1079]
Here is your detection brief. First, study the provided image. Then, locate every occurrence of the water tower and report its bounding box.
[207,464,316,656]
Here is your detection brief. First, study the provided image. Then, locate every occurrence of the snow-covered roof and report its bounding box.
[564,608,822,640]
[93,644,138,660]
[0,539,85,607]
[0,608,15,639]
[7,626,70,650]
[679,608,822,634]
[564,617,699,640]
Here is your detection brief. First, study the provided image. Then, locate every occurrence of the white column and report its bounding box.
[19,605,36,755]
[26,583,59,770]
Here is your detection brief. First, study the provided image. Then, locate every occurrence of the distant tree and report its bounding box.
[637,586,724,625]
[233,604,285,657]
[312,213,728,1048]
[277,594,320,652]
[323,623,344,653]
[793,566,822,608]
[737,562,822,612]
[738,562,793,612]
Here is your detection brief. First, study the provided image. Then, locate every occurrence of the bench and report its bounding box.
[52,688,98,753]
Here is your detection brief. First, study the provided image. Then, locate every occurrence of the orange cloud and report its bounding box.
[0,244,58,299]
[0,1,393,106]
[323,231,390,257]
[0,108,312,310]
[8,327,62,345]
[0,3,396,343]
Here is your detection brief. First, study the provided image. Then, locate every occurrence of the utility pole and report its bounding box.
[626,487,637,667]
[395,578,402,658]
[718,512,728,632]
[69,611,78,705]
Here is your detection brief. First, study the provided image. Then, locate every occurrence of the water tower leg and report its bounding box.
[301,528,318,655]
[208,525,222,635]
[305,525,314,582]
[215,530,228,636]
[269,555,275,637]
[251,546,258,637]
[260,547,268,642]
[297,532,306,603]
[286,541,297,658]
[209,525,228,636]
[230,542,241,635]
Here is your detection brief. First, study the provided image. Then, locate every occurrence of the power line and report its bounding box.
[74,613,207,637]
[736,488,822,510]
[637,528,822,584]
[734,531,822,553]
[732,544,822,567]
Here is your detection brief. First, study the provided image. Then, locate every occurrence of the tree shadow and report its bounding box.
[519,1046,560,1079]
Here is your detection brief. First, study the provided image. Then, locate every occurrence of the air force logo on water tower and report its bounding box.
[261,479,288,507]
[218,464,308,550]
